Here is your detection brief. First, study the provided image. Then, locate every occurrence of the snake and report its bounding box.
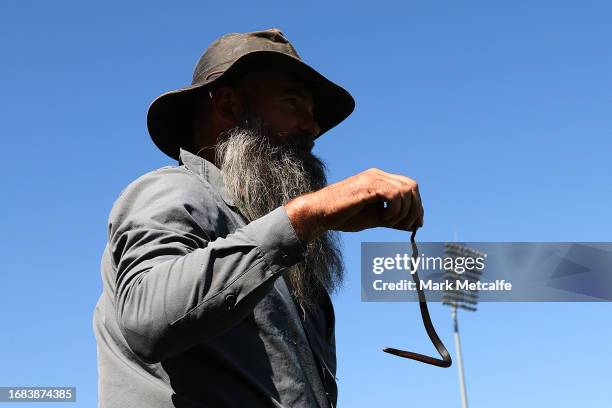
[382,229,453,368]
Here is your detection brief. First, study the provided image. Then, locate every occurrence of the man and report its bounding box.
[93,28,423,408]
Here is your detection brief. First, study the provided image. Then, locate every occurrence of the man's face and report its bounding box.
[234,70,319,152]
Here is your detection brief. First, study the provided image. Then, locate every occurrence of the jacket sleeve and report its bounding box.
[108,168,306,363]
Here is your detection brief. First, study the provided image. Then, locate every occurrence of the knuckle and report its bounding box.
[358,186,375,201]
[371,178,386,190]
[357,171,374,183]
[400,175,417,187]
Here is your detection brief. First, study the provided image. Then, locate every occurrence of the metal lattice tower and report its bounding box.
[441,243,486,408]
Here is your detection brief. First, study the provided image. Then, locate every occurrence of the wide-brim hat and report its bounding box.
[147,28,355,160]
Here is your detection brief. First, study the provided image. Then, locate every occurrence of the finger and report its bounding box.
[371,169,417,192]
[339,202,385,232]
[389,187,423,231]
[416,210,424,228]
[397,200,424,231]
[404,189,423,230]
[375,173,420,229]
[380,179,412,228]
[409,185,423,226]
[369,179,402,223]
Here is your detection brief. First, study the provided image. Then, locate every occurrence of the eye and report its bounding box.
[283,97,299,108]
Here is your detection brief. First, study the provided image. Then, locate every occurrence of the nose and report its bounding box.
[298,114,321,140]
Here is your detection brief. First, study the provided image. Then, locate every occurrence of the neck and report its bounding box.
[193,145,218,167]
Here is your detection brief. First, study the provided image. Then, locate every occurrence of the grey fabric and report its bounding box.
[93,148,338,408]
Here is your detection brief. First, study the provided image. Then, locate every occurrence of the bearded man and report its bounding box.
[93,28,423,408]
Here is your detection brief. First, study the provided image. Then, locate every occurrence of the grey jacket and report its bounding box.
[93,148,337,407]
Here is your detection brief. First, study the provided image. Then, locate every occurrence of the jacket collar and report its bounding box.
[177,147,236,208]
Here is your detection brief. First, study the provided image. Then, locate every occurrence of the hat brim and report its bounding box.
[146,50,355,160]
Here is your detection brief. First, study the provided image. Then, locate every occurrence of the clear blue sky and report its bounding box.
[1,1,610,406]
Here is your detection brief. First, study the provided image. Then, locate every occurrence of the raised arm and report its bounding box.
[109,168,305,363]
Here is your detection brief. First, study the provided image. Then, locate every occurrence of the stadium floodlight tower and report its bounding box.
[442,243,486,408]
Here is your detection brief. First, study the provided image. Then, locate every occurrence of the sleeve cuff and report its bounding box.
[241,206,307,274]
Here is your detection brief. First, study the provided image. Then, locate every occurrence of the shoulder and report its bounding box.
[116,165,209,200]
[107,164,226,237]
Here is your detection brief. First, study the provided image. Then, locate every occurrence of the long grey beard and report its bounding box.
[215,121,344,307]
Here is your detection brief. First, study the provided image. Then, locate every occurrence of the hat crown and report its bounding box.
[191,28,301,85]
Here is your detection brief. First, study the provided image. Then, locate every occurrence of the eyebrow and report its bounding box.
[279,86,310,99]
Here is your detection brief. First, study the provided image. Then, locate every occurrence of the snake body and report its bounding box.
[382,229,453,368]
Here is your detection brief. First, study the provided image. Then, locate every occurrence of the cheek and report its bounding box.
[256,102,299,133]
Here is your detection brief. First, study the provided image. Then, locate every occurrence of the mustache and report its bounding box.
[237,113,315,154]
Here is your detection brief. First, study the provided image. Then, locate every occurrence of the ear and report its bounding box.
[209,85,245,128]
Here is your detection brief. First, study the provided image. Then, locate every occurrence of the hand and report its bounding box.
[284,168,424,243]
